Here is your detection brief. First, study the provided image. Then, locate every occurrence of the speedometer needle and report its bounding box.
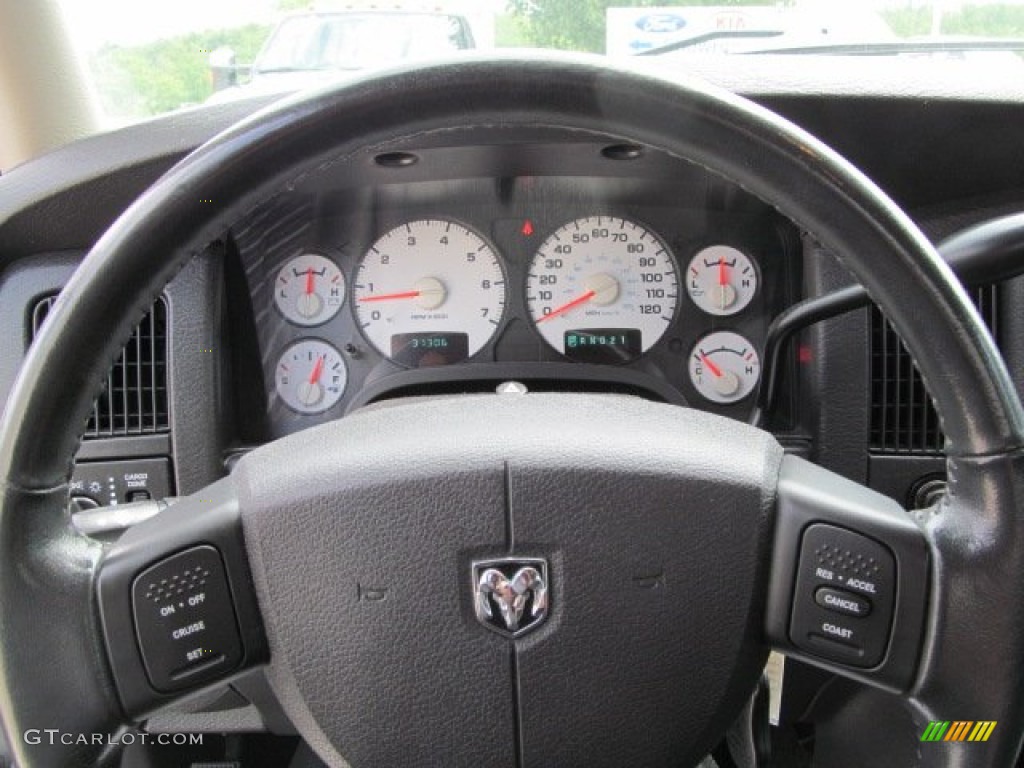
[358,290,421,302]
[536,289,596,323]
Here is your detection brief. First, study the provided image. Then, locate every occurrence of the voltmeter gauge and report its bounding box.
[686,246,757,316]
[274,253,346,326]
[274,339,347,414]
[688,331,761,404]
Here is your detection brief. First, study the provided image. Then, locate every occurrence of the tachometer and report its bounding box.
[353,220,506,366]
[526,216,679,362]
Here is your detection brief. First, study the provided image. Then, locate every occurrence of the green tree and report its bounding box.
[883,3,1024,38]
[945,4,1024,36]
[505,0,777,53]
[91,24,270,120]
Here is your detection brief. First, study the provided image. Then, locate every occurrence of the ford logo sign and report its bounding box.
[635,14,687,34]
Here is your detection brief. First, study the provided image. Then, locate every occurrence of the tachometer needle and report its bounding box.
[700,352,724,378]
[358,290,421,303]
[308,355,325,385]
[536,289,596,323]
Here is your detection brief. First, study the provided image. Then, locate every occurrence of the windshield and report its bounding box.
[255,12,473,73]
[56,0,1024,124]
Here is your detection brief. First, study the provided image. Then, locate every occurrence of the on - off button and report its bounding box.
[815,586,872,618]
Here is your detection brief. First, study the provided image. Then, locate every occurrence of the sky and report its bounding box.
[58,0,280,50]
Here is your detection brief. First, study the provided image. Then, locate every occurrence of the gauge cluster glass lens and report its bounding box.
[275,339,348,414]
[274,253,346,326]
[526,216,679,361]
[353,219,506,365]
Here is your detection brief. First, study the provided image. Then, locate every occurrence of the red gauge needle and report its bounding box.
[308,355,325,386]
[700,353,724,378]
[718,256,729,286]
[358,290,421,303]
[305,268,316,295]
[536,289,596,323]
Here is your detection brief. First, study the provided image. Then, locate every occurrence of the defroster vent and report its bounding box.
[870,285,998,454]
[31,295,169,439]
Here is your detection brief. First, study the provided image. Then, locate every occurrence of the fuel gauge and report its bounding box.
[688,331,761,404]
[275,339,348,414]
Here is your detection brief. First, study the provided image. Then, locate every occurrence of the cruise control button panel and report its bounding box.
[789,524,896,668]
[132,545,243,692]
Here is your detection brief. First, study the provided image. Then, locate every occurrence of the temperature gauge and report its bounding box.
[274,253,346,326]
[688,331,760,404]
[275,339,347,414]
[687,246,757,316]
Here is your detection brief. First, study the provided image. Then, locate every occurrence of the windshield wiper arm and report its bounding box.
[741,39,1024,56]
[253,66,310,74]
[636,29,783,57]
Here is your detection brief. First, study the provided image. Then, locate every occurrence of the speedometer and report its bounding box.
[526,216,679,362]
[353,219,506,366]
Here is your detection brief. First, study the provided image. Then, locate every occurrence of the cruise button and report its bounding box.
[815,587,872,618]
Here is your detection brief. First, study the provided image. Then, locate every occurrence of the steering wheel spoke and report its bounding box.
[765,455,930,691]
[96,477,268,719]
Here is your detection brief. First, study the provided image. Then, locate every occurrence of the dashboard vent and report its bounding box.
[870,285,998,454]
[31,295,169,439]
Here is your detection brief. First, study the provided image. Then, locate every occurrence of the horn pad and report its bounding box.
[238,394,783,767]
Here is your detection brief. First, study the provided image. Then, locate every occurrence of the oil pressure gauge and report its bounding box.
[274,253,346,326]
[274,339,347,414]
[688,331,761,404]
[686,246,757,316]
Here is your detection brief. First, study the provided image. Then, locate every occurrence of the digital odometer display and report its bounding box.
[390,332,470,367]
[563,328,642,364]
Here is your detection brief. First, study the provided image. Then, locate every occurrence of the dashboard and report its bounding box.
[2,61,1024,766]
[228,149,800,440]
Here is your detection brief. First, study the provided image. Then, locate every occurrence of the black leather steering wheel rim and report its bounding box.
[1,52,1023,767]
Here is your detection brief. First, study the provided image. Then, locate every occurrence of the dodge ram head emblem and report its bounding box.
[473,558,549,637]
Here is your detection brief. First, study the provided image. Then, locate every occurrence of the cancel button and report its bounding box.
[815,587,872,618]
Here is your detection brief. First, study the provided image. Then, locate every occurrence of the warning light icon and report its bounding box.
[521,220,534,237]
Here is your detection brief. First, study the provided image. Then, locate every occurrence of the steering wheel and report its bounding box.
[2,54,1022,768]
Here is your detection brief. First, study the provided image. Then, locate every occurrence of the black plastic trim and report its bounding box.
[345,360,689,412]
[76,435,172,461]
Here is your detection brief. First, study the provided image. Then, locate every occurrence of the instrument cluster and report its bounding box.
[232,173,798,438]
